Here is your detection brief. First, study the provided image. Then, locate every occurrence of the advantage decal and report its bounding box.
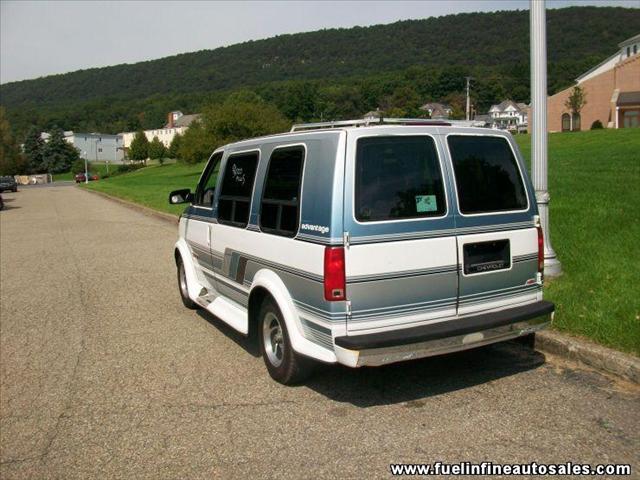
[300,223,330,235]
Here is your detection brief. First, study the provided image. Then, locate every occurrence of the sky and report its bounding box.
[1,0,637,84]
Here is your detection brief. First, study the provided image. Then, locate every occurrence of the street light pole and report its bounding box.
[83,150,88,184]
[530,0,561,276]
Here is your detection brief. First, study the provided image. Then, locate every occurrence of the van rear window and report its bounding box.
[447,136,527,214]
[355,136,446,222]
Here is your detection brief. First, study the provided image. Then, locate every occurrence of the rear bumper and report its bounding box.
[334,300,554,367]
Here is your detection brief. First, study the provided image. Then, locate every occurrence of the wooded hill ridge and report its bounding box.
[1,6,638,137]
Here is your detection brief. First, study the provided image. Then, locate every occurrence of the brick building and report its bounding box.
[546,33,640,132]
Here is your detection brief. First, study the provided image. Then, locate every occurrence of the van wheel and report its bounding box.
[177,257,198,310]
[259,297,312,385]
[515,332,536,349]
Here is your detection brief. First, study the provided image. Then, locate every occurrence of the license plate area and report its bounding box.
[463,239,510,275]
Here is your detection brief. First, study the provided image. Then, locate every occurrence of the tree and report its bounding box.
[168,132,182,159]
[129,130,149,163]
[178,95,289,165]
[41,127,79,173]
[23,126,45,173]
[0,107,26,175]
[71,158,90,174]
[564,85,587,114]
[177,121,215,165]
[202,95,290,146]
[148,136,166,165]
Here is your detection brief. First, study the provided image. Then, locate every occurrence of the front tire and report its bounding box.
[259,297,312,385]
[177,256,199,310]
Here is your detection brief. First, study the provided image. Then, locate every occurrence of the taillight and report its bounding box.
[324,247,346,301]
[537,225,544,275]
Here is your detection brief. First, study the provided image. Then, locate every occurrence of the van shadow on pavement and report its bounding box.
[197,308,546,407]
[306,342,545,407]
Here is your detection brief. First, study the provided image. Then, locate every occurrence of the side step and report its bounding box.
[199,296,249,335]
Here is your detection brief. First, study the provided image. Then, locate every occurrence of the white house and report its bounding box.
[120,111,201,152]
[64,132,125,163]
[419,102,453,119]
[488,100,528,132]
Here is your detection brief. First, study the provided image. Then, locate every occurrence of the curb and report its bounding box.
[536,330,639,384]
[81,187,179,225]
[80,186,640,385]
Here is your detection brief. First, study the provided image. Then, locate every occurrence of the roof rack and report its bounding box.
[290,118,487,132]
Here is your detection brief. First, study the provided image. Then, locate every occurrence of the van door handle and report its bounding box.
[207,225,211,246]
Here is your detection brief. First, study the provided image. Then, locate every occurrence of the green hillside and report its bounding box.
[1,7,639,138]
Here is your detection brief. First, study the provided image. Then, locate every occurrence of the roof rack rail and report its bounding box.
[290,118,486,132]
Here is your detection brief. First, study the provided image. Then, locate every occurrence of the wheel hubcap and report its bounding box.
[179,263,188,298]
[263,312,284,367]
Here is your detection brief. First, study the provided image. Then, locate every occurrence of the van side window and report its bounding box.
[260,146,304,237]
[355,136,446,222]
[218,152,259,228]
[447,136,527,214]
[194,152,222,207]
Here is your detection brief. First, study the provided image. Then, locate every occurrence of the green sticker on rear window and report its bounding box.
[415,195,437,213]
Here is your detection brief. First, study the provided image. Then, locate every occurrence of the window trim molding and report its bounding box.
[216,148,261,228]
[444,132,531,218]
[258,143,307,238]
[350,133,449,226]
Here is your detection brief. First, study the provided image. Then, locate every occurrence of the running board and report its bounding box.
[200,296,249,335]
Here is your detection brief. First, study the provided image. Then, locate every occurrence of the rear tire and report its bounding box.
[259,297,313,385]
[515,332,536,349]
[177,256,199,310]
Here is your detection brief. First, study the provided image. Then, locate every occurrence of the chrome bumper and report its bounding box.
[334,310,552,368]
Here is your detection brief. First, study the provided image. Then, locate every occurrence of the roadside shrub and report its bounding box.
[591,120,604,130]
[116,163,145,174]
[71,158,90,174]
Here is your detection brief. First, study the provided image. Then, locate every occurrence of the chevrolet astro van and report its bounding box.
[169,118,554,384]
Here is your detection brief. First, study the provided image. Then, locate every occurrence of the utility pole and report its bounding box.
[465,76,472,121]
[530,0,561,276]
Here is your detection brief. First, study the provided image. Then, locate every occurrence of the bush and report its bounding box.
[116,163,145,174]
[71,158,90,174]
[591,120,604,129]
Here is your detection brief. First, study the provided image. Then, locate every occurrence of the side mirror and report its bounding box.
[169,189,193,205]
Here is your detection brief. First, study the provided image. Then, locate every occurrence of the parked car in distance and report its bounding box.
[75,173,99,183]
[0,176,18,192]
[0,194,4,211]
[169,118,554,385]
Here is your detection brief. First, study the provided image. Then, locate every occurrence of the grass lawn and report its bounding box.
[83,161,205,216]
[84,129,640,354]
[515,129,639,355]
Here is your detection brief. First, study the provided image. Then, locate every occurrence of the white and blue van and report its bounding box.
[169,119,554,384]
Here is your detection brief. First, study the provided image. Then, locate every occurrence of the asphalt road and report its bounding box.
[1,187,639,479]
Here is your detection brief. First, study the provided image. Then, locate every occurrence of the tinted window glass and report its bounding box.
[260,146,304,236]
[447,136,527,214]
[355,136,446,222]
[194,152,222,206]
[218,152,258,227]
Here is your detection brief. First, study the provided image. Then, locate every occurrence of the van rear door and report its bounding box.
[445,134,542,317]
[342,130,458,335]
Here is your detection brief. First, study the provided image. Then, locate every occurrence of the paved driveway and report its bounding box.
[1,187,638,479]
